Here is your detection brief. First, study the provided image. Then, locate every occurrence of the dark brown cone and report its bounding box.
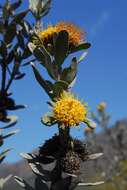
[61,151,81,174]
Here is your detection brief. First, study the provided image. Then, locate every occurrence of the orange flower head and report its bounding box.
[38,22,85,48]
[55,22,85,46]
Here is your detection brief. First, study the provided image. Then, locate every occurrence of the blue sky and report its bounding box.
[1,0,127,163]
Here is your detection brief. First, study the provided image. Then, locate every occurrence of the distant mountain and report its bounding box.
[1,119,127,190]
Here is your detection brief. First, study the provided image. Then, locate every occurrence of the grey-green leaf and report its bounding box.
[70,42,91,54]
[41,113,56,126]
[2,129,19,139]
[29,0,52,19]
[61,57,77,84]
[0,115,18,129]
[53,80,69,96]
[4,23,16,44]
[14,176,35,190]
[10,0,22,11]
[13,10,29,23]
[78,51,88,63]
[88,153,103,160]
[0,149,11,163]
[31,62,53,96]
[0,175,12,189]
[35,177,49,190]
[32,47,45,67]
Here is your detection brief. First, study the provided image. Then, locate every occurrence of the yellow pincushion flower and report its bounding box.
[38,22,85,48]
[38,25,57,44]
[52,91,87,127]
[97,102,106,112]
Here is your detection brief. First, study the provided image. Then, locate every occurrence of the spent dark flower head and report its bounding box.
[61,151,81,174]
[39,134,60,158]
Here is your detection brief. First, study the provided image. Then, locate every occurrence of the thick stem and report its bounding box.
[50,126,71,190]
[59,126,70,148]
[35,18,42,31]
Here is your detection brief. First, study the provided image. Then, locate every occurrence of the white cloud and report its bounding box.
[90,11,110,37]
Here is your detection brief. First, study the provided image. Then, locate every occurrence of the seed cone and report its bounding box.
[61,151,81,174]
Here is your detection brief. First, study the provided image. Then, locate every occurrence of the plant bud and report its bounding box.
[29,0,51,19]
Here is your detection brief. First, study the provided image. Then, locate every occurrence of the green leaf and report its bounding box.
[40,45,57,80]
[35,177,49,190]
[0,175,12,189]
[0,115,18,129]
[78,51,88,63]
[68,77,77,88]
[20,21,32,38]
[28,162,51,181]
[32,47,45,67]
[29,37,57,79]
[14,176,34,190]
[21,153,51,180]
[0,149,11,163]
[52,178,71,190]
[0,41,7,58]
[15,73,26,80]
[53,30,69,66]
[2,129,19,139]
[12,63,20,75]
[2,0,10,20]
[31,62,53,97]
[17,31,25,49]
[78,181,104,186]
[0,136,3,147]
[88,153,103,160]
[10,0,22,11]
[84,118,96,129]
[70,42,91,54]
[41,113,56,126]
[53,80,69,96]
[6,50,14,64]
[0,21,4,33]
[29,0,52,19]
[21,153,52,181]
[22,45,32,59]
[20,153,36,160]
[13,10,29,23]
[61,57,77,84]
[4,22,16,44]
